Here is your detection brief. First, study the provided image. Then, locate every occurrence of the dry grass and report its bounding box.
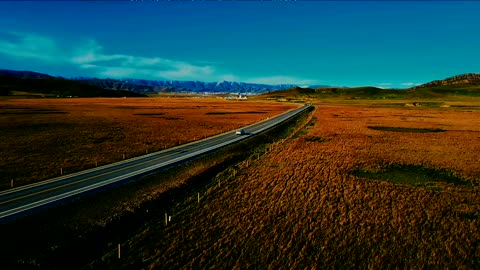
[96,103,480,269]
[0,97,296,190]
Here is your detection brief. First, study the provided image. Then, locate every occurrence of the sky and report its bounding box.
[0,1,479,88]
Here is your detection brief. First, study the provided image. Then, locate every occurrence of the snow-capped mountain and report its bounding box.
[0,69,303,94]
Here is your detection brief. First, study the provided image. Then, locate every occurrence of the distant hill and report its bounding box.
[3,69,480,98]
[260,86,406,100]
[0,70,145,97]
[261,73,480,100]
[0,69,54,79]
[412,73,480,89]
[75,78,298,94]
[260,87,316,99]
[407,73,480,98]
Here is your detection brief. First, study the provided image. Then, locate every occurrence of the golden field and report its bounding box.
[0,97,297,190]
[93,101,480,269]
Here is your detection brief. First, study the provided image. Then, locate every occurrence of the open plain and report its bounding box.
[1,96,480,269]
[90,98,480,269]
[0,97,296,190]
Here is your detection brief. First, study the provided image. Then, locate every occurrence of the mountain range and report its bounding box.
[1,69,479,97]
[73,77,299,94]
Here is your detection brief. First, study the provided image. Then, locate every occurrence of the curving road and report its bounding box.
[0,104,312,222]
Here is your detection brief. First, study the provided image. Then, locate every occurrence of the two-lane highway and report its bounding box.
[0,104,312,222]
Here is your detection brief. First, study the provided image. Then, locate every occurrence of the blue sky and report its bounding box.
[0,1,479,88]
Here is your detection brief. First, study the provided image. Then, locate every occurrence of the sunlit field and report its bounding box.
[93,102,480,268]
[0,97,297,190]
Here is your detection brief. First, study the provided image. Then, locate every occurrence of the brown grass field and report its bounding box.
[0,97,297,190]
[92,101,480,269]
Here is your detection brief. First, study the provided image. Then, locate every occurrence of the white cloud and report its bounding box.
[79,64,99,69]
[0,32,219,80]
[0,31,320,85]
[99,67,140,78]
[374,83,393,89]
[71,39,105,64]
[401,82,421,87]
[0,31,62,62]
[245,76,319,86]
[69,39,218,80]
[219,74,240,82]
[156,62,215,80]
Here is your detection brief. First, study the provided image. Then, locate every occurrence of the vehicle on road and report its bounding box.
[235,129,247,135]
[0,105,311,222]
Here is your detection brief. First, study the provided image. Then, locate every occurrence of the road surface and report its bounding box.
[0,104,312,222]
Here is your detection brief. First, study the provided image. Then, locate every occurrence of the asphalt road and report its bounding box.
[0,104,312,222]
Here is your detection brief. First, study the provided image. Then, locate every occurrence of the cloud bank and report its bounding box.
[401,82,421,87]
[0,31,62,63]
[245,76,319,86]
[0,31,318,85]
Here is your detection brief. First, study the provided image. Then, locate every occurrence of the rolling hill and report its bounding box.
[260,86,407,100]
[412,73,480,89]
[0,69,54,79]
[261,73,480,100]
[0,70,145,97]
[407,73,480,98]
